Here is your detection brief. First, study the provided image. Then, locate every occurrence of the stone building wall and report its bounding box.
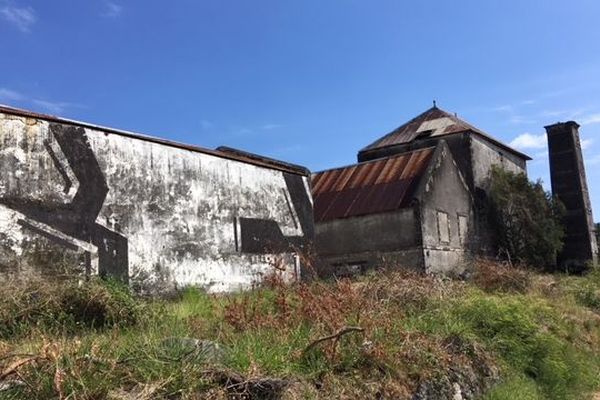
[0,110,314,293]
[417,142,474,275]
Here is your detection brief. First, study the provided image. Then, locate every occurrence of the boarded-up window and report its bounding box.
[458,214,468,245]
[437,211,450,243]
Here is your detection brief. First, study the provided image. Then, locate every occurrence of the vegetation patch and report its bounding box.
[1,264,600,399]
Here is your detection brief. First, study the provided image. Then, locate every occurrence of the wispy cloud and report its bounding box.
[510,133,547,150]
[0,87,81,114]
[261,123,283,130]
[233,127,252,136]
[0,87,25,102]
[0,1,36,32]
[508,115,537,125]
[200,120,213,130]
[491,99,536,114]
[271,144,305,157]
[32,99,79,114]
[582,138,594,150]
[581,113,600,126]
[490,105,513,113]
[102,2,123,18]
[587,154,600,166]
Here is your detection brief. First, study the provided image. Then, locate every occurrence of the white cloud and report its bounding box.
[102,2,123,18]
[492,105,513,112]
[587,154,600,166]
[581,113,600,126]
[510,133,547,150]
[262,123,283,130]
[0,87,24,102]
[540,110,566,118]
[0,1,36,32]
[509,115,537,125]
[200,120,213,130]
[234,127,252,136]
[0,87,81,114]
[582,138,594,150]
[31,99,78,114]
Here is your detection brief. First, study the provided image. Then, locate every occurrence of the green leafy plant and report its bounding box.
[595,222,599,260]
[488,166,565,269]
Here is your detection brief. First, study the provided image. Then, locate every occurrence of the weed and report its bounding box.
[1,265,600,399]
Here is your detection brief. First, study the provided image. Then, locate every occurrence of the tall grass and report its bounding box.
[1,264,600,399]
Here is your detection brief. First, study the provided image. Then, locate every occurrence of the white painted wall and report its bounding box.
[0,112,312,293]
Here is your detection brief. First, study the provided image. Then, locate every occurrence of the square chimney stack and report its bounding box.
[545,121,598,270]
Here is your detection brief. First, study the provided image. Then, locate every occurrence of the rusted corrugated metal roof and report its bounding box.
[359,106,531,160]
[312,147,435,222]
[0,104,309,176]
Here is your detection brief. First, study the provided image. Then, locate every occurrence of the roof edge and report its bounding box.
[216,146,309,176]
[358,106,439,153]
[0,104,309,176]
[467,129,532,161]
[313,146,437,176]
[358,129,532,161]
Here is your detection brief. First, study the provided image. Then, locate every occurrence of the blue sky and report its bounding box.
[1,0,600,220]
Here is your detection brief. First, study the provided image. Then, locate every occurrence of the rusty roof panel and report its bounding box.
[360,107,482,153]
[312,147,435,222]
[358,106,531,161]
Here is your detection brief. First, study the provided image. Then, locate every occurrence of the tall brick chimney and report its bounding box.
[545,121,598,270]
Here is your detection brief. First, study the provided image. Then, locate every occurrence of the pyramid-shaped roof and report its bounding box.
[359,106,531,160]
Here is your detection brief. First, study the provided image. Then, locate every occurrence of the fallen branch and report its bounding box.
[303,326,364,356]
[0,357,38,380]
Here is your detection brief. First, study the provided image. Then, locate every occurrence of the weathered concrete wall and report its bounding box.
[0,111,314,293]
[316,209,418,255]
[317,248,424,277]
[469,134,526,190]
[468,134,527,256]
[315,208,422,274]
[416,142,474,274]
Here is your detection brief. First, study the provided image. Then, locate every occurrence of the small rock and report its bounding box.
[0,379,26,392]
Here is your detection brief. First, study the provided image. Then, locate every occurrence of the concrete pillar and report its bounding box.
[545,121,598,269]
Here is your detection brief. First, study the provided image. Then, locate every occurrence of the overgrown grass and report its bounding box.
[1,264,600,399]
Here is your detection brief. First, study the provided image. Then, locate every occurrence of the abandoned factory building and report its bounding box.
[313,105,533,274]
[0,105,314,292]
[1,102,597,291]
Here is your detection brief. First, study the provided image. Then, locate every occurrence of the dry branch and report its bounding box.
[303,326,364,356]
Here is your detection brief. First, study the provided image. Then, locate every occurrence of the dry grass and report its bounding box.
[471,258,531,293]
[1,261,600,399]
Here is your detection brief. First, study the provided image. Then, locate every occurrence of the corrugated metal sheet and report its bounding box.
[360,107,484,152]
[312,147,435,222]
[359,106,531,160]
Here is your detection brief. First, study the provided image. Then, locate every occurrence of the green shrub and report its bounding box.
[453,294,598,400]
[594,222,600,263]
[0,278,144,338]
[488,166,565,269]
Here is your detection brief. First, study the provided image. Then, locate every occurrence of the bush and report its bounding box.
[452,294,598,400]
[472,259,531,293]
[0,278,144,338]
[488,166,565,269]
[594,223,600,263]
